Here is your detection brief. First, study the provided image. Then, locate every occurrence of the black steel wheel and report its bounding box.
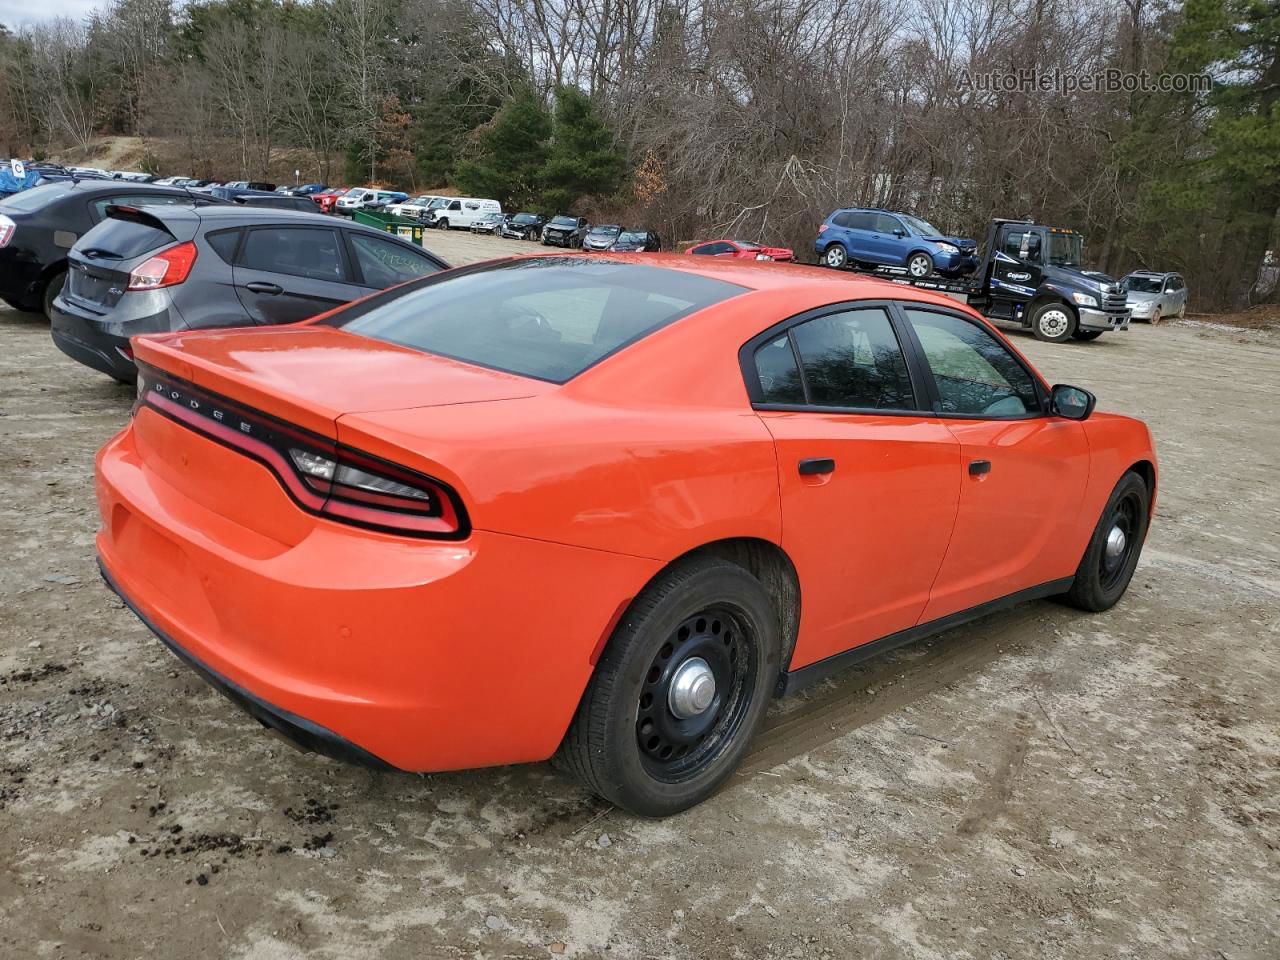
[634,607,757,783]
[1063,471,1150,612]
[554,558,780,817]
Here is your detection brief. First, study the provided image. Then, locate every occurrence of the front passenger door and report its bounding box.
[232,225,363,324]
[900,306,1091,622]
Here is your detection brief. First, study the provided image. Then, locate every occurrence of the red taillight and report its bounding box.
[136,365,468,539]
[818,223,828,233]
[0,214,15,248]
[128,241,197,291]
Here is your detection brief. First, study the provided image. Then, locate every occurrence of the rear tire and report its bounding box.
[823,244,848,269]
[2,296,31,312]
[1062,472,1150,612]
[553,558,780,817]
[1031,301,1077,342]
[42,269,67,320]
[1072,330,1104,341]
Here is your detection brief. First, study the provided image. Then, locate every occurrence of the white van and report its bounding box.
[427,197,502,230]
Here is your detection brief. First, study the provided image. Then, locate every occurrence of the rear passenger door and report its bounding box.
[743,302,962,669]
[232,224,364,325]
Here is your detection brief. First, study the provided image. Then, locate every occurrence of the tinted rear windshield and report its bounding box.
[549,216,577,227]
[0,182,72,213]
[328,258,746,383]
[79,215,175,260]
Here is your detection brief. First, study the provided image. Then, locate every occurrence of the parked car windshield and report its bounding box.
[617,232,647,244]
[589,225,620,237]
[734,240,760,249]
[1047,232,1083,267]
[1122,275,1163,293]
[902,215,942,237]
[512,213,539,224]
[329,260,747,382]
[549,216,578,227]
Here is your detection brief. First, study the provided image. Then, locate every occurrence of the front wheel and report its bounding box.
[1062,472,1150,612]
[554,559,780,817]
[1031,301,1077,342]
[823,244,848,269]
[1150,307,1162,326]
[906,252,934,278]
[436,218,449,230]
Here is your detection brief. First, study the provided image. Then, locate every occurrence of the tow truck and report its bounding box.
[837,218,1131,343]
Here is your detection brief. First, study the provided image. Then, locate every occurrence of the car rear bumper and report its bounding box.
[50,305,144,382]
[50,296,179,381]
[95,418,660,772]
[100,559,396,769]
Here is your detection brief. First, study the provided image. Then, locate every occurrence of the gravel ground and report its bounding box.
[1,233,1277,959]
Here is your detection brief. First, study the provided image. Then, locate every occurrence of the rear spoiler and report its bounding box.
[105,203,202,243]
[105,204,177,237]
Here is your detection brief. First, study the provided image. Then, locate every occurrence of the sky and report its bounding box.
[1,0,102,28]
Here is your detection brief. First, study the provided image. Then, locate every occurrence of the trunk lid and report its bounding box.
[132,325,551,439]
[65,205,198,313]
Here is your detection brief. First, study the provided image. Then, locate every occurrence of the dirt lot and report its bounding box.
[2,232,1277,959]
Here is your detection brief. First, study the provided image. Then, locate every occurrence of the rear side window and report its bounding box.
[754,334,805,403]
[789,308,915,410]
[206,228,241,263]
[240,227,347,282]
[349,232,441,287]
[79,216,175,259]
[331,259,745,382]
[846,212,876,230]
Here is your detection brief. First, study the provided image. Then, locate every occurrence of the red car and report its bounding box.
[688,239,795,261]
[96,254,1156,816]
[312,187,349,214]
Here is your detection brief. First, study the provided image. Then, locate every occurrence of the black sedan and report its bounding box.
[502,212,547,241]
[50,205,448,383]
[611,229,662,252]
[0,180,225,317]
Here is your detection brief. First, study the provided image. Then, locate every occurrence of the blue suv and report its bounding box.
[816,208,979,277]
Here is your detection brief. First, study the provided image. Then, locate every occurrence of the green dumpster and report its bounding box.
[353,209,428,246]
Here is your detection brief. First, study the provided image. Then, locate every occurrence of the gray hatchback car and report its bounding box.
[1120,270,1188,324]
[50,204,448,382]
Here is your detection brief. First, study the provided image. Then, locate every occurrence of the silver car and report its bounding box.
[1121,271,1187,324]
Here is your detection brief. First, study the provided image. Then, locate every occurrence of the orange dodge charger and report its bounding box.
[95,254,1157,816]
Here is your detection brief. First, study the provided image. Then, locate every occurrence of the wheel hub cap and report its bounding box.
[1105,525,1127,560]
[668,657,716,719]
[1041,311,1069,336]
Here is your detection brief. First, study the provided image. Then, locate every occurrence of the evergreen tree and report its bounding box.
[539,85,627,212]
[454,87,551,208]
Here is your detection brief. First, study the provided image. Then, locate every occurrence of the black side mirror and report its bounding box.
[1051,384,1095,420]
